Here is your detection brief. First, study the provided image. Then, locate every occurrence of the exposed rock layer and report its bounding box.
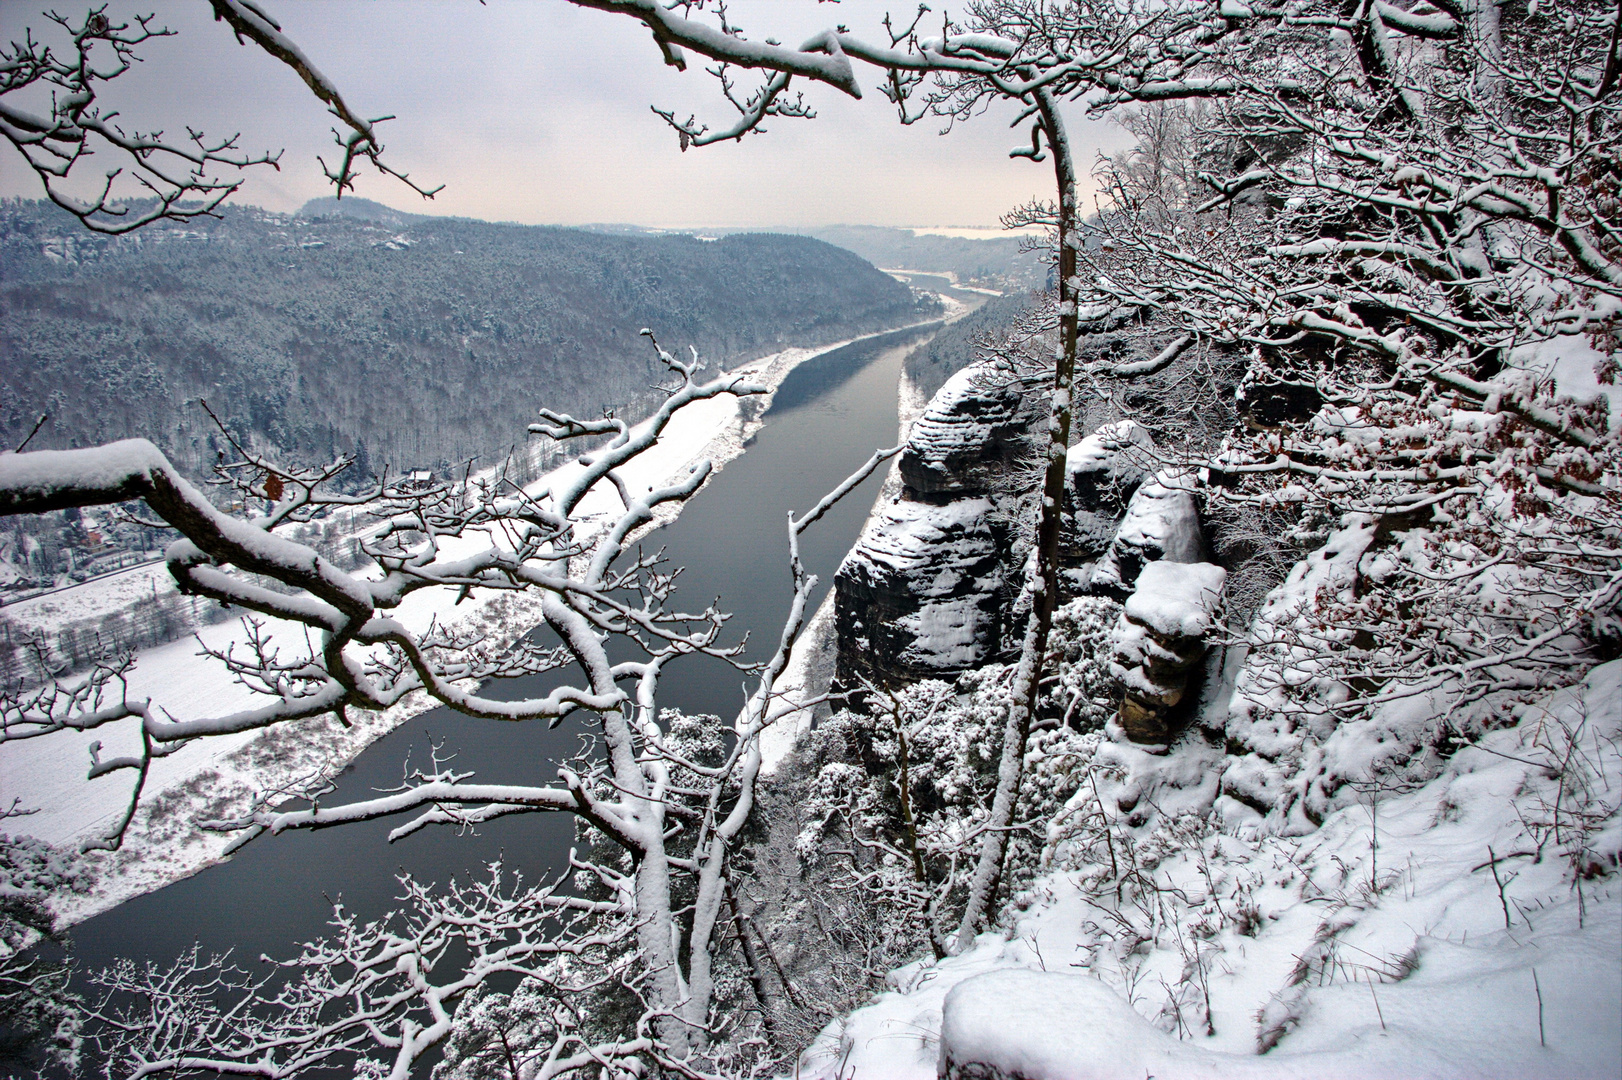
[1108,560,1227,745]
[835,497,1005,687]
[1089,470,1207,599]
[836,365,1024,688]
[899,367,1027,502]
[835,364,1226,743]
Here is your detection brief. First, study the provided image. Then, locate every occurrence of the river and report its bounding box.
[62,313,972,1050]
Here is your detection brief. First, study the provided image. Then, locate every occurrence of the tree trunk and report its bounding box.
[951,89,1079,954]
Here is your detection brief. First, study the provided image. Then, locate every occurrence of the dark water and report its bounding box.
[64,321,943,997]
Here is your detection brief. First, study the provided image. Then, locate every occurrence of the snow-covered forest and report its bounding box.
[0,197,925,476]
[2,0,1620,1078]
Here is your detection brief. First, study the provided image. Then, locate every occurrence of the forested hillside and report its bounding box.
[583,221,1045,289]
[794,226,1044,289]
[905,290,1039,399]
[0,199,925,476]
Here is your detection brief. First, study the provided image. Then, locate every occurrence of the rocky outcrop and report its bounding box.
[835,497,1005,686]
[1089,469,1207,599]
[1108,560,1226,746]
[899,365,1028,502]
[1062,420,1155,569]
[835,364,1026,688]
[833,366,1227,725]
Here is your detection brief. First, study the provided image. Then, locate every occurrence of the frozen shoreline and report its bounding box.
[3,320,938,928]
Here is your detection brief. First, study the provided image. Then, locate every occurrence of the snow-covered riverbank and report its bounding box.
[2,324,936,927]
[763,297,986,769]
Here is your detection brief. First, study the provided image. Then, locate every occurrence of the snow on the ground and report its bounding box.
[895,363,933,441]
[3,559,173,631]
[797,661,1622,1079]
[0,612,446,923]
[3,330,913,924]
[760,588,838,772]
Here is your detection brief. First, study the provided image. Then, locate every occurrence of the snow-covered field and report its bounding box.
[2,559,172,631]
[3,327,928,926]
[797,663,1622,1079]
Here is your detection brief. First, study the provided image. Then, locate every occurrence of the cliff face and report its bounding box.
[834,364,1228,746]
[897,367,1028,502]
[834,365,1027,688]
[834,497,1005,687]
[1061,420,1155,569]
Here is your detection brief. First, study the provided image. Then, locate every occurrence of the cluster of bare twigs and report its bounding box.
[0,1,438,235]
[86,863,637,1079]
[0,319,908,1074]
[0,6,275,232]
[1042,0,1622,827]
[5,0,1622,1071]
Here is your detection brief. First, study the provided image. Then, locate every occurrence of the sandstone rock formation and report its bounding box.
[835,497,1004,686]
[833,363,1227,731]
[899,364,1027,501]
[835,364,1026,688]
[1061,419,1155,571]
[1089,468,1208,599]
[1108,560,1227,746]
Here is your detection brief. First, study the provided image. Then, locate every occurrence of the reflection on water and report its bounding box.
[766,322,939,414]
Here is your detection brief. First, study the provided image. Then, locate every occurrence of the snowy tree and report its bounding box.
[579,0,1620,934]
[0,1,439,233]
[5,0,1620,1070]
[0,330,900,1074]
[0,815,87,1075]
[792,596,1119,963]
[1055,0,1622,827]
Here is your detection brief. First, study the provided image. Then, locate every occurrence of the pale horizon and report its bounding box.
[0,0,1129,231]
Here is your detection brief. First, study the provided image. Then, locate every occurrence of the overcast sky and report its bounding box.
[0,0,1133,230]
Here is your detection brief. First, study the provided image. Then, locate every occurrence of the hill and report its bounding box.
[795,225,1044,288]
[0,199,927,477]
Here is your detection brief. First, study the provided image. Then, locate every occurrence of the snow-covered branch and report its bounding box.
[2,331,907,1070]
[0,4,438,233]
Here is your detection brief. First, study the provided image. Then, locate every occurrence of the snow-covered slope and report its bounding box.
[798,662,1622,1079]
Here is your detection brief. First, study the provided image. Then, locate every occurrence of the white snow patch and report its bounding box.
[799,662,1622,1079]
[4,560,178,632]
[1066,419,1155,479]
[1512,335,1621,432]
[1124,561,1227,638]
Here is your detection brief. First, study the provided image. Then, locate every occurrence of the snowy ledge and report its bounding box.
[800,661,1622,1079]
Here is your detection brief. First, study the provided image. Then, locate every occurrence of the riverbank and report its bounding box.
[2,321,940,928]
[762,291,987,769]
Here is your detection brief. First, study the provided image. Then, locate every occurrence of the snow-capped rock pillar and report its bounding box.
[1108,560,1226,746]
[833,361,1026,688]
